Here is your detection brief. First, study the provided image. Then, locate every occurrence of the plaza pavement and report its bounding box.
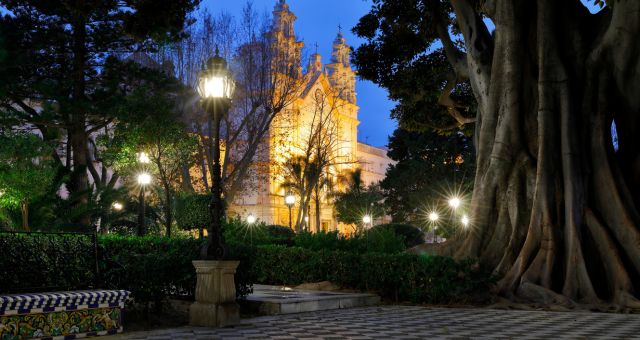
[112,305,640,339]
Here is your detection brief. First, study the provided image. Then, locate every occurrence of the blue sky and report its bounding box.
[207,0,396,147]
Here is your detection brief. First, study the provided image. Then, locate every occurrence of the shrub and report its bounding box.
[294,229,406,254]
[174,193,210,236]
[248,244,491,304]
[370,223,424,248]
[98,235,253,308]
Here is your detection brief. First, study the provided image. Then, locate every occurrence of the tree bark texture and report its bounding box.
[433,0,640,308]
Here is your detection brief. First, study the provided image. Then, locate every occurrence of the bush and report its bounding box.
[98,235,253,308]
[370,223,424,248]
[294,229,406,254]
[248,244,492,304]
[174,193,210,236]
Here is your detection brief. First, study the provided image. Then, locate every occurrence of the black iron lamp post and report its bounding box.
[284,192,296,230]
[197,49,235,260]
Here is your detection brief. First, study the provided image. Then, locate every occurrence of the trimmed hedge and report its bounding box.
[251,245,491,304]
[98,236,256,306]
[293,229,406,254]
[370,223,425,248]
[1,234,491,307]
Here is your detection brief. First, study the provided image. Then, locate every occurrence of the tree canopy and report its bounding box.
[354,0,640,308]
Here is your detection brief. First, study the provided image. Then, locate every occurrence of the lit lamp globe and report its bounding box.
[362,214,372,225]
[247,214,256,224]
[112,202,124,211]
[137,152,151,164]
[448,197,461,209]
[461,215,470,228]
[284,193,296,207]
[137,173,152,186]
[197,49,235,101]
[428,211,439,222]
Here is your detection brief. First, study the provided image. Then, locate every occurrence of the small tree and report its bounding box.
[0,132,57,230]
[175,192,210,238]
[333,169,385,232]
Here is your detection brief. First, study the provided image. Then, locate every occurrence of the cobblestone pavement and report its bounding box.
[113,305,640,339]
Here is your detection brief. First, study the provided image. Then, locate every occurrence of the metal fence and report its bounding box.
[0,231,99,294]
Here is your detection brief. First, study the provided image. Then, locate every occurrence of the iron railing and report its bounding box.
[0,231,99,294]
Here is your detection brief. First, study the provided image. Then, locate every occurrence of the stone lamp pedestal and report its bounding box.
[189,260,240,327]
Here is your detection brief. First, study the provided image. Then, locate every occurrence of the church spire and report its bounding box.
[271,0,304,77]
[326,30,356,104]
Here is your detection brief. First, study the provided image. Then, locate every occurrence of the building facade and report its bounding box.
[228,0,393,233]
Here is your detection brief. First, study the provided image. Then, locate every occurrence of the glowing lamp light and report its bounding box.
[362,214,372,224]
[112,202,123,211]
[247,214,256,224]
[137,173,152,186]
[461,215,470,227]
[448,197,461,209]
[428,211,439,222]
[137,152,150,164]
[304,216,309,223]
[197,49,235,100]
[284,193,296,207]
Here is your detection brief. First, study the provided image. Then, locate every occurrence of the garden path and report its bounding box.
[111,305,640,339]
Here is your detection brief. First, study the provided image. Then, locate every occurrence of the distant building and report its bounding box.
[228,0,394,233]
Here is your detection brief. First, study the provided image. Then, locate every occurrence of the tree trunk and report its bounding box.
[164,185,173,238]
[314,184,321,233]
[419,0,640,308]
[20,200,29,232]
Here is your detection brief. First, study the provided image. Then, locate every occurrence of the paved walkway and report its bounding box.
[113,305,640,339]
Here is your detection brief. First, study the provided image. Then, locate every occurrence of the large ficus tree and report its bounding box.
[0,0,199,225]
[354,0,640,308]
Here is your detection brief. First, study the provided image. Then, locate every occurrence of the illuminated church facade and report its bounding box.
[228,0,393,232]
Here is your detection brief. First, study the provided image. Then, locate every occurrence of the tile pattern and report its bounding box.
[115,305,640,339]
[0,290,129,314]
[0,290,129,340]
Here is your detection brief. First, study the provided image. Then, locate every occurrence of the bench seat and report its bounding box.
[0,289,129,340]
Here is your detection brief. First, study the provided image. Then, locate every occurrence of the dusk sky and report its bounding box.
[207,0,396,148]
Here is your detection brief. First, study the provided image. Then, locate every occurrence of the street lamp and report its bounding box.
[247,214,256,225]
[428,211,439,222]
[197,48,235,260]
[137,152,151,164]
[112,202,123,211]
[362,214,372,228]
[137,172,151,236]
[448,196,461,210]
[461,214,470,228]
[284,192,296,230]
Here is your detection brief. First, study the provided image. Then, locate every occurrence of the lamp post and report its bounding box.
[190,49,240,328]
[284,192,296,230]
[137,172,151,236]
[197,48,235,260]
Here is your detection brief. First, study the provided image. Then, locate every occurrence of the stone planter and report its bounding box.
[189,260,240,328]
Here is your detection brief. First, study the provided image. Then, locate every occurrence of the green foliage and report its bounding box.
[352,0,476,132]
[333,169,385,227]
[371,223,424,248]
[223,218,295,246]
[381,128,475,226]
[98,235,254,307]
[1,232,491,307]
[250,245,492,304]
[0,131,59,229]
[0,233,97,292]
[174,192,210,231]
[292,229,404,254]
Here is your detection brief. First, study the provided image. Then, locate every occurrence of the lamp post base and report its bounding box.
[189,260,240,328]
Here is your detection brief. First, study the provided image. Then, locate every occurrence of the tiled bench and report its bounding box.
[0,290,129,340]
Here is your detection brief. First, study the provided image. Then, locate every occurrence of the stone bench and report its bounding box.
[0,289,129,340]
